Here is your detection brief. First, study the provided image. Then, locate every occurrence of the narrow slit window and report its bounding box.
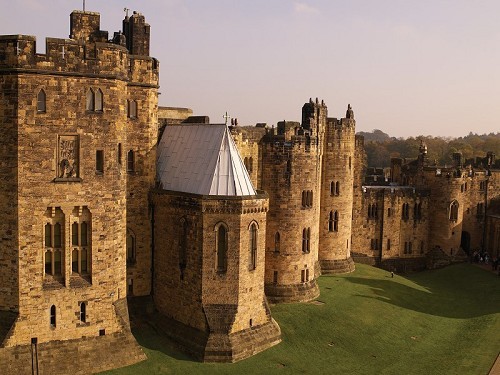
[37,89,46,113]
[96,150,104,173]
[50,305,56,327]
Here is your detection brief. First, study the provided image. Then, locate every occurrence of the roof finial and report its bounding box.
[83,0,85,12]
[222,111,231,125]
[124,7,130,18]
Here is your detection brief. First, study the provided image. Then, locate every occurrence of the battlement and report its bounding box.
[326,117,355,130]
[0,35,158,86]
[362,185,431,198]
[0,11,158,86]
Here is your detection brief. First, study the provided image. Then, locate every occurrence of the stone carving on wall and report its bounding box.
[57,135,79,179]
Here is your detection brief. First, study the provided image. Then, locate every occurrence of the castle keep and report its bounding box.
[0,9,499,374]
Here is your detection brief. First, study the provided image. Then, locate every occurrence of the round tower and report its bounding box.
[262,99,326,303]
[422,167,464,256]
[318,104,356,273]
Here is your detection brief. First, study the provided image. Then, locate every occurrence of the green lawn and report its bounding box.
[104,264,500,375]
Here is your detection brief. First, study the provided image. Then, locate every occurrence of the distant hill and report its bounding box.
[357,130,500,168]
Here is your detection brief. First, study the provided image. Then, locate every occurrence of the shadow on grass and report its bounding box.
[344,264,500,318]
[130,321,196,363]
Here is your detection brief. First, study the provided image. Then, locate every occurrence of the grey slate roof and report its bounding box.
[157,124,256,196]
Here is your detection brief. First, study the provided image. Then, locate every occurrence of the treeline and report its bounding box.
[357,130,500,168]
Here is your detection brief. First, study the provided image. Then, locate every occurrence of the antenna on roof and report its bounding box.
[83,0,85,12]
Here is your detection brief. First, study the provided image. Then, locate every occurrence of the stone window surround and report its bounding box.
[248,221,258,271]
[37,88,46,113]
[215,222,229,273]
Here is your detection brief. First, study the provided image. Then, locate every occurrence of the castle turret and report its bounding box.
[318,104,356,273]
[70,11,109,42]
[261,100,326,303]
[123,11,151,56]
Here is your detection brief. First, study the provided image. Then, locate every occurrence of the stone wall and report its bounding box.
[0,330,145,375]
[0,74,19,312]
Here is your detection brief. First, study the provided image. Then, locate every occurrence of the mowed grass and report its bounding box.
[104,264,500,375]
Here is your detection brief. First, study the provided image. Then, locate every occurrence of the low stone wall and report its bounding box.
[265,279,320,304]
[0,330,146,375]
[352,255,377,266]
[320,258,355,274]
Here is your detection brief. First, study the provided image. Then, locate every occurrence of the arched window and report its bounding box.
[334,211,339,232]
[71,207,91,275]
[248,157,253,172]
[449,201,459,221]
[80,302,86,323]
[95,88,103,112]
[402,203,410,220]
[44,208,64,278]
[128,100,137,119]
[274,232,280,253]
[127,150,135,173]
[335,181,340,196]
[86,89,95,111]
[368,204,378,219]
[330,181,335,195]
[50,305,56,327]
[117,143,122,165]
[302,228,310,253]
[45,223,52,247]
[216,223,228,272]
[249,222,257,270]
[37,89,46,113]
[126,228,136,264]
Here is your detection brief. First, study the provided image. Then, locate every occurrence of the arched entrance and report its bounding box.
[460,231,471,254]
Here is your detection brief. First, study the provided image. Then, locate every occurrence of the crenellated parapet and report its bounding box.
[0,11,159,88]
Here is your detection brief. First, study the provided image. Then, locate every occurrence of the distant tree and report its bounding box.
[357,130,500,168]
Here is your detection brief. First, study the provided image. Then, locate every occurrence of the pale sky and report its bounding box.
[1,0,499,138]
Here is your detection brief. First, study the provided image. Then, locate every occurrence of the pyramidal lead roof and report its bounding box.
[157,124,256,196]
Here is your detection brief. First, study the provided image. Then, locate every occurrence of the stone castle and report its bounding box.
[0,10,498,374]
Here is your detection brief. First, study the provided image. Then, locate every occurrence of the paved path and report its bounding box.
[489,354,500,375]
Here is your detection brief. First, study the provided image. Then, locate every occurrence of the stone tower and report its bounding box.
[261,98,325,303]
[318,104,356,273]
[0,10,151,373]
[152,124,281,362]
[122,11,159,297]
